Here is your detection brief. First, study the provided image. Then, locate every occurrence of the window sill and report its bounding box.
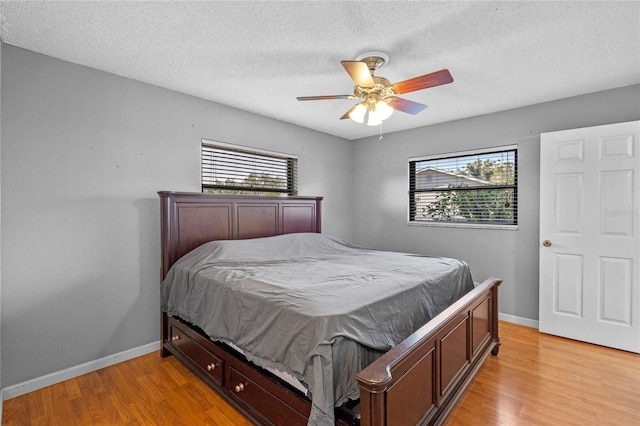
[407,221,519,231]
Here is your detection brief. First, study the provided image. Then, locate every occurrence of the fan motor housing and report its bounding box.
[354,76,394,101]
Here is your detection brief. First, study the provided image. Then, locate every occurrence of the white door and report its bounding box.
[539,120,640,353]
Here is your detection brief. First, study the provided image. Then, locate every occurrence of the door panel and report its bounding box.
[554,253,583,317]
[540,121,640,353]
[599,257,632,325]
[555,173,583,233]
[601,170,634,236]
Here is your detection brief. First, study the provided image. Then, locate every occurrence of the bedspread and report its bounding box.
[161,233,474,425]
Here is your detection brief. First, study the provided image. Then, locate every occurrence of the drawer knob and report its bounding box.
[206,363,217,371]
[171,335,181,342]
[234,383,245,393]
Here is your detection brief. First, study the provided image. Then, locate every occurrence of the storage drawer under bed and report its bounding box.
[168,319,224,386]
[229,366,308,425]
[165,315,314,425]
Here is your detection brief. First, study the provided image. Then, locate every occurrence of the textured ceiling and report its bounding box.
[1,1,639,140]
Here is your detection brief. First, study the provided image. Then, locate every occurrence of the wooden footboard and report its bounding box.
[357,277,502,426]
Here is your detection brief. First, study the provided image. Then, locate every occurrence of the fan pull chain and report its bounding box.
[379,123,384,140]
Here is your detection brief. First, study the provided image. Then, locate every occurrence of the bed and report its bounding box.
[159,191,501,425]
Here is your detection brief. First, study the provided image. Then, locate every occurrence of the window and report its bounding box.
[201,141,298,196]
[409,146,517,226]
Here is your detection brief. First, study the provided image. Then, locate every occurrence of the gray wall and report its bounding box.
[1,42,639,390]
[0,44,352,388]
[0,38,3,395]
[350,85,640,321]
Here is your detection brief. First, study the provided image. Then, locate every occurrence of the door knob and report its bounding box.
[543,240,552,247]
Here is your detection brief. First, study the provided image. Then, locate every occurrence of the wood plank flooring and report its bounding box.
[3,321,639,425]
[442,321,640,426]
[2,351,252,426]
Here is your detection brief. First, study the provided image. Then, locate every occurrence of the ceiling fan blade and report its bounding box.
[297,95,353,101]
[341,61,375,88]
[339,104,359,120]
[392,69,453,94]
[388,97,428,115]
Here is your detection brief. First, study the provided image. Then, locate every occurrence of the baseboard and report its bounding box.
[3,340,161,400]
[499,312,539,329]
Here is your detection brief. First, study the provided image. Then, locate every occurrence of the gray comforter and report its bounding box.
[161,233,474,425]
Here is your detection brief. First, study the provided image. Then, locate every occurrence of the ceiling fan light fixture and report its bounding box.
[349,103,367,123]
[375,100,394,120]
[366,109,383,126]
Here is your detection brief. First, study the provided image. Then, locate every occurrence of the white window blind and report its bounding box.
[202,142,298,196]
[409,147,517,225]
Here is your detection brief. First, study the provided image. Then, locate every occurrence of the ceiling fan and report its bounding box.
[296,52,453,126]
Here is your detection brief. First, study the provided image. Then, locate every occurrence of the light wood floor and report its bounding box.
[3,321,639,425]
[443,322,639,426]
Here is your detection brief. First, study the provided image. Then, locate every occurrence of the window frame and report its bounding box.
[201,140,298,196]
[408,145,518,229]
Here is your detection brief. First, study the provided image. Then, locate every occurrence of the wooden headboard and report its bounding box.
[158,192,323,280]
